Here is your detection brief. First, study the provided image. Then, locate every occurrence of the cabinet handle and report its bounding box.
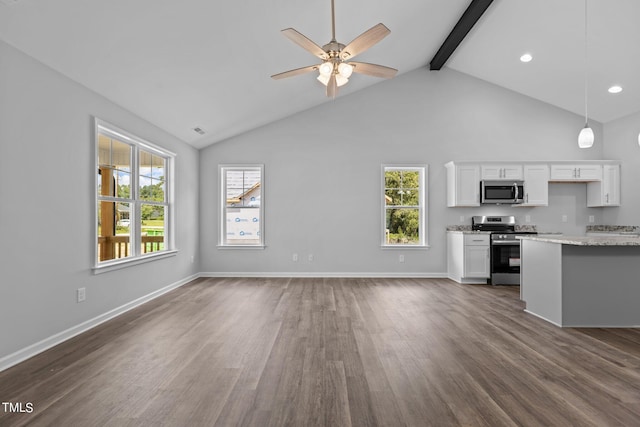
[526,193,529,203]
[606,193,609,203]
[578,167,581,178]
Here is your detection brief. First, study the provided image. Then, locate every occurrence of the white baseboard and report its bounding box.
[200,272,448,279]
[0,273,199,373]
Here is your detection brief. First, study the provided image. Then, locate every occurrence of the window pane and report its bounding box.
[140,176,165,202]
[385,208,420,245]
[112,139,131,172]
[225,207,261,245]
[116,170,131,198]
[222,166,263,246]
[152,155,165,180]
[141,204,165,254]
[139,150,153,177]
[97,201,131,261]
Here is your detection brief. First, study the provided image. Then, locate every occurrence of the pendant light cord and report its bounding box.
[584,0,589,125]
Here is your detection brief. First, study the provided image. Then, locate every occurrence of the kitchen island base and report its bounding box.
[521,238,640,327]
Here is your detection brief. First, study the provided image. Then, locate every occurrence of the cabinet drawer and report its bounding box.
[464,234,489,246]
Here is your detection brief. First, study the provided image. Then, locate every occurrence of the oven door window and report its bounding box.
[491,243,521,273]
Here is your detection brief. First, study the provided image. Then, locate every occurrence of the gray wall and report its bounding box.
[602,111,640,225]
[0,40,200,360]
[199,67,606,275]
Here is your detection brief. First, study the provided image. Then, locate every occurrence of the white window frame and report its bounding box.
[381,164,428,248]
[219,164,265,248]
[93,118,176,273]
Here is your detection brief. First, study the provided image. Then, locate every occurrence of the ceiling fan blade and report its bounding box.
[350,62,398,79]
[340,23,390,60]
[281,28,329,60]
[271,65,319,80]
[327,73,337,98]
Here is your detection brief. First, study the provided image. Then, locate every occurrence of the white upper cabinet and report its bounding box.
[445,162,480,207]
[520,164,549,206]
[481,164,523,180]
[587,164,620,207]
[550,164,602,181]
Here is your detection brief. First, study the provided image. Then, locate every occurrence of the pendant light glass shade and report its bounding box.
[578,125,594,148]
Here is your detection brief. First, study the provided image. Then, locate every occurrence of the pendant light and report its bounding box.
[578,0,594,148]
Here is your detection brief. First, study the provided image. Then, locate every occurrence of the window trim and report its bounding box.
[93,118,176,272]
[218,164,265,249]
[381,164,428,248]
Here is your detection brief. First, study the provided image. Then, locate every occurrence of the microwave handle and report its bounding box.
[513,182,519,202]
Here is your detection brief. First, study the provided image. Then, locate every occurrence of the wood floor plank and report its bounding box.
[1,277,639,426]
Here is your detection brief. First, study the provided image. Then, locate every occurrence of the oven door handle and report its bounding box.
[491,240,520,246]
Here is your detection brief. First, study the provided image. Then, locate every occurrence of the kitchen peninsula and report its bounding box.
[518,235,640,327]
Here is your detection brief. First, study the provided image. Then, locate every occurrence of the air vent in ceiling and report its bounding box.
[193,127,205,135]
[1,0,22,5]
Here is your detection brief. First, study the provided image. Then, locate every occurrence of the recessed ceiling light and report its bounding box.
[608,85,623,94]
[520,53,533,63]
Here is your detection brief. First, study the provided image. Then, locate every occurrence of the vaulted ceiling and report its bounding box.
[2,0,639,149]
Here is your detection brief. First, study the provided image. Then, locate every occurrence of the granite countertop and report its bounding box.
[586,225,640,233]
[518,235,640,246]
[445,226,489,234]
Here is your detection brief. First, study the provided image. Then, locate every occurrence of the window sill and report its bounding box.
[381,245,431,250]
[217,244,266,250]
[93,250,178,274]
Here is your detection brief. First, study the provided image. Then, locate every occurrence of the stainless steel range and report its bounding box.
[471,215,536,285]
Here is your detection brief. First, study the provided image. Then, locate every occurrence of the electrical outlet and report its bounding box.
[308,254,314,262]
[77,287,86,303]
[190,255,195,264]
[562,215,568,223]
[399,254,405,263]
[589,215,595,223]
[525,215,531,223]
[292,253,298,262]
[459,215,465,223]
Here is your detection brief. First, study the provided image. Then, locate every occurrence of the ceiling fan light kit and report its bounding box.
[271,0,397,98]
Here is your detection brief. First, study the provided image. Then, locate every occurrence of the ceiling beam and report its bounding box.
[429,0,494,70]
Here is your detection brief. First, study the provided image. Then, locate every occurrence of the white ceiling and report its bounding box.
[2,0,639,149]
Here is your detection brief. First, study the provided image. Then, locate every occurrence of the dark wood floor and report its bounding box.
[1,278,639,426]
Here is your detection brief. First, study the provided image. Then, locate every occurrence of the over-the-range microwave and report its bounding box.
[481,180,524,204]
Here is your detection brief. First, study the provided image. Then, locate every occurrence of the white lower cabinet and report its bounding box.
[447,232,490,284]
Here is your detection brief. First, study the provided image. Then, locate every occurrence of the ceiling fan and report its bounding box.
[271,0,397,98]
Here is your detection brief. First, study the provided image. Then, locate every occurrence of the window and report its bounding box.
[383,165,427,246]
[220,165,264,247]
[95,119,174,268]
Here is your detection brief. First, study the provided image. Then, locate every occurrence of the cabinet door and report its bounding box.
[587,164,620,206]
[452,165,480,206]
[502,165,524,180]
[550,164,602,181]
[550,165,577,180]
[481,164,523,180]
[464,246,490,278]
[481,165,502,180]
[522,165,549,206]
[575,165,602,180]
[604,165,621,206]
